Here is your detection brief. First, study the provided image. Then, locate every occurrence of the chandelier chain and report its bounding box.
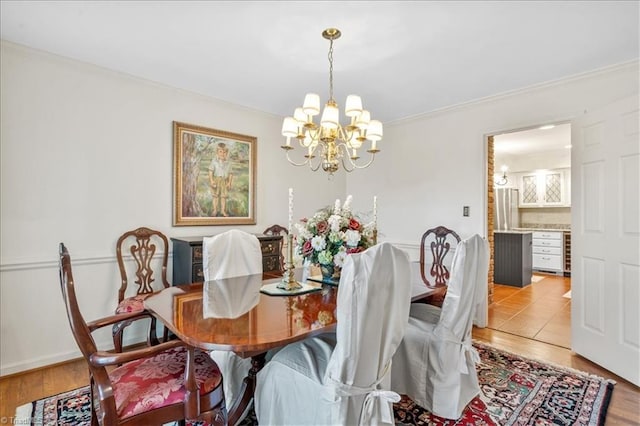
[328,38,334,102]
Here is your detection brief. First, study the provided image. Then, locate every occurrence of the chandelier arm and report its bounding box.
[343,149,377,170]
[305,143,325,172]
[309,155,323,172]
[284,150,312,167]
[340,157,355,173]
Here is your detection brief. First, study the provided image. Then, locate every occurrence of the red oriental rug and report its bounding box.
[16,341,614,425]
[394,341,614,425]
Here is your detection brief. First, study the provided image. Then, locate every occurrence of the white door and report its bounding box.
[572,94,639,386]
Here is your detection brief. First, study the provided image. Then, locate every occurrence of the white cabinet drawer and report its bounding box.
[532,246,562,255]
[532,238,562,248]
[533,254,562,271]
[532,231,563,240]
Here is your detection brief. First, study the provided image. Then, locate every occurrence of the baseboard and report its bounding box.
[0,334,147,377]
[0,349,84,377]
[533,268,564,276]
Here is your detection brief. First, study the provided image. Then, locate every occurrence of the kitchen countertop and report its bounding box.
[513,227,571,232]
[494,230,533,234]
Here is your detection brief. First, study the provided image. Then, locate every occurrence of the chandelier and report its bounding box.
[280,28,382,175]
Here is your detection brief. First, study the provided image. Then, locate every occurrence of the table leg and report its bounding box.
[227,352,267,426]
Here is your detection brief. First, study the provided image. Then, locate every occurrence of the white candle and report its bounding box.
[373,195,377,227]
[288,188,294,233]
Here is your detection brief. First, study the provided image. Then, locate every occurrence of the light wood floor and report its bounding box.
[489,273,571,348]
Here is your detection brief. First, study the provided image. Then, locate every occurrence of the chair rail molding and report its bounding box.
[0,251,170,273]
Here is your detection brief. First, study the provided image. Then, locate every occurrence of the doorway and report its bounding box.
[486,124,572,347]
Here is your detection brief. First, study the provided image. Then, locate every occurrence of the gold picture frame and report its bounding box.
[173,121,257,226]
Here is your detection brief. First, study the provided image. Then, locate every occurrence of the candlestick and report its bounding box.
[373,195,378,245]
[277,232,302,291]
[373,195,377,225]
[288,187,293,233]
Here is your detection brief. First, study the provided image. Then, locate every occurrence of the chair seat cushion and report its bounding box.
[108,346,222,419]
[115,294,152,314]
[409,302,442,324]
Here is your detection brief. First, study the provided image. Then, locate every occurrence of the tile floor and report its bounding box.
[488,273,571,348]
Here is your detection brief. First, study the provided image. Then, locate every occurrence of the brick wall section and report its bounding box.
[487,136,495,304]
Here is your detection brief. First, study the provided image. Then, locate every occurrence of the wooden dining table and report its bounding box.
[144,269,434,425]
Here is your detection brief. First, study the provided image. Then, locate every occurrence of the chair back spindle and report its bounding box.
[420,226,461,287]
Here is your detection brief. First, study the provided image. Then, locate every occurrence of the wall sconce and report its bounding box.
[495,165,509,186]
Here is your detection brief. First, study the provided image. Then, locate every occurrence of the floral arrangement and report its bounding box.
[294,195,376,275]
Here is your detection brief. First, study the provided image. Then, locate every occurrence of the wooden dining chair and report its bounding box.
[58,243,226,426]
[113,227,171,352]
[391,234,489,419]
[420,225,462,288]
[418,225,461,307]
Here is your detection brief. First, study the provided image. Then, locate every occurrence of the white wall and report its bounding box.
[0,41,346,375]
[348,61,639,260]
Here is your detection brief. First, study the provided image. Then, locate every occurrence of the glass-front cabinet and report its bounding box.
[518,168,570,207]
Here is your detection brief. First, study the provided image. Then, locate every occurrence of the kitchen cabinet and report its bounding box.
[518,168,570,207]
[494,231,532,287]
[532,231,563,274]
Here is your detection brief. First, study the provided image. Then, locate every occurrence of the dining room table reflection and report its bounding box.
[143,270,434,425]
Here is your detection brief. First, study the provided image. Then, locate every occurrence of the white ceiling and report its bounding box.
[494,123,572,171]
[1,1,638,129]
[494,124,572,155]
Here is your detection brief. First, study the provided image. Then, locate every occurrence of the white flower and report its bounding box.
[328,214,342,232]
[333,249,347,267]
[361,222,376,238]
[295,223,312,239]
[311,235,327,251]
[344,229,361,247]
[334,199,341,214]
[342,195,353,214]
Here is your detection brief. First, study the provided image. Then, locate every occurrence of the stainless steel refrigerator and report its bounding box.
[494,188,520,230]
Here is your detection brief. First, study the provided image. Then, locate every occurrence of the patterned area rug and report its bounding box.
[17,341,614,425]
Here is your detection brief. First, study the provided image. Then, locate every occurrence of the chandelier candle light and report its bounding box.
[278,187,302,291]
[281,28,383,175]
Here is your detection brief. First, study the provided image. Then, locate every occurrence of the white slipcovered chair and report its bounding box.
[390,234,489,420]
[202,229,263,420]
[203,229,263,282]
[254,242,412,425]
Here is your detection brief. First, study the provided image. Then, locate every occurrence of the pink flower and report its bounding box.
[302,240,314,256]
[348,218,361,231]
[347,247,364,254]
[316,220,329,234]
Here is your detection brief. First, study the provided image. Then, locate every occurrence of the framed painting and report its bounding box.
[173,121,257,226]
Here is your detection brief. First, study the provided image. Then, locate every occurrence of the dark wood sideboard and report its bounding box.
[171,234,284,285]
